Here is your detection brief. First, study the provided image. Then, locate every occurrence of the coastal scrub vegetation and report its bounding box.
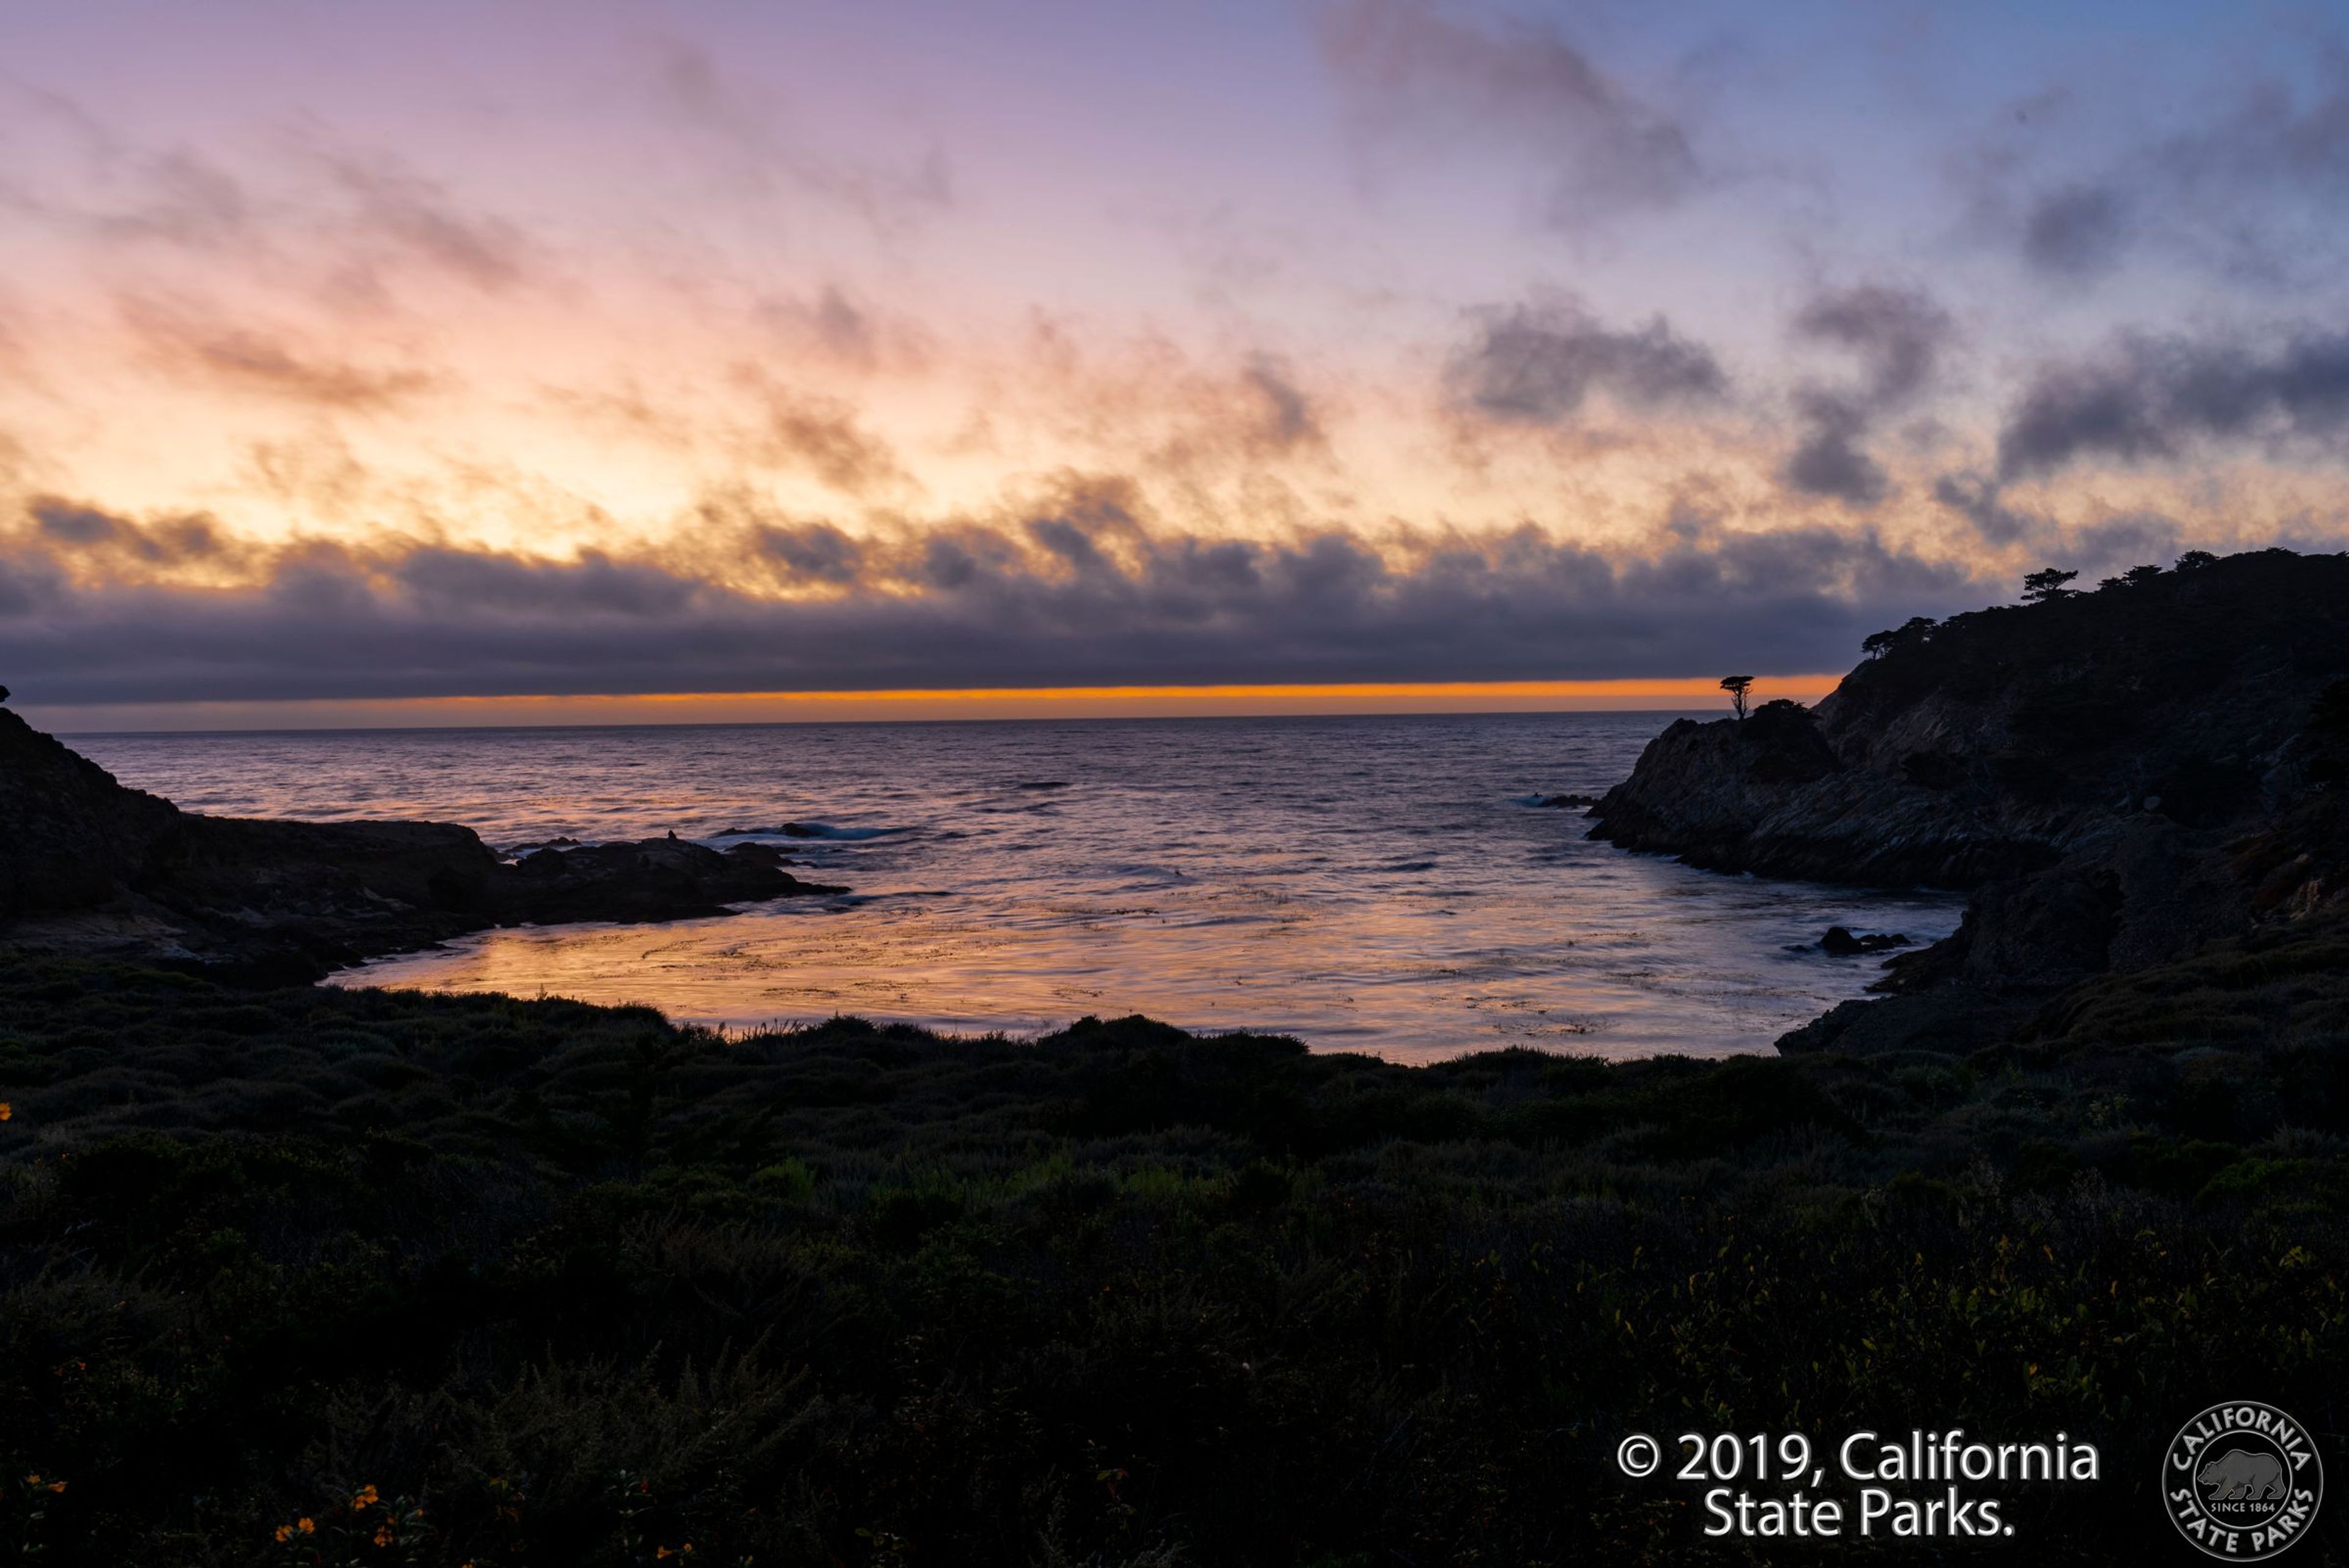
[2,946,2345,1564]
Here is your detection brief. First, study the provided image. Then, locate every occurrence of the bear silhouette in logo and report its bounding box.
[2199,1449,2288,1501]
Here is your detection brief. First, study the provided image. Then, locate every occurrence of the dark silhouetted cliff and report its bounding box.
[1588,548,2349,1053]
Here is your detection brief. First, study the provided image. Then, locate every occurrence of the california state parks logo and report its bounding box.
[2165,1401,2324,1559]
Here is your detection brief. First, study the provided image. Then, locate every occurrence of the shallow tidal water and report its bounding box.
[72,712,1964,1061]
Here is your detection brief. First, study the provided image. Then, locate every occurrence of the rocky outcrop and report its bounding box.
[1594,550,2349,890]
[1586,697,2055,886]
[499,834,828,926]
[1817,926,1909,956]
[1586,549,2349,1055]
[0,705,181,917]
[1,705,845,981]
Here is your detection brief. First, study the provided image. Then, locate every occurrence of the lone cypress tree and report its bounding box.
[2022,568,2079,603]
[1719,675,1755,719]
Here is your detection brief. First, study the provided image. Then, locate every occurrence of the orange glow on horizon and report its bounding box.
[35,676,1844,735]
[610,677,1829,705]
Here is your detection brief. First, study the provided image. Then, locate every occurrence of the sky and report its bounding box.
[3,0,2347,727]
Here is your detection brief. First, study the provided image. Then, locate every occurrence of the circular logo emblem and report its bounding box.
[2164,1401,2325,1559]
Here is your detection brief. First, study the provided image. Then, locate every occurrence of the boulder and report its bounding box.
[1817,926,1910,956]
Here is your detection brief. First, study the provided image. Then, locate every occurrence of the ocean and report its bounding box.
[69,712,1964,1061]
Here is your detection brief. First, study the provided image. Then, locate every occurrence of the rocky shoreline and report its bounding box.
[0,701,844,984]
[1587,548,2349,1055]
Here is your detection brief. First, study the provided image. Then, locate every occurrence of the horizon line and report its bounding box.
[26,675,1844,735]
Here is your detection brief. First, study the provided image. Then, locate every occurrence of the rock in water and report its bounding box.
[494,834,844,925]
[1818,926,1910,956]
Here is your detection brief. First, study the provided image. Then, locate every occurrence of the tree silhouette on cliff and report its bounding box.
[1861,617,1939,658]
[2022,568,2079,603]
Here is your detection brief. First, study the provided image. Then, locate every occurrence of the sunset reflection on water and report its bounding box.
[77,713,1964,1061]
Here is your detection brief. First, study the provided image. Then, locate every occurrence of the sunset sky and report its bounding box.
[4,0,2347,727]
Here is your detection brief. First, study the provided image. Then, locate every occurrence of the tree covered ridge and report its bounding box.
[1822,548,2349,801]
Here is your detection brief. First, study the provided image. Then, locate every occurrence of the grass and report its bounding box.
[0,946,2345,1564]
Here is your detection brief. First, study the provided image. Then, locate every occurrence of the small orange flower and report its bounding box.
[46,1481,64,1493]
[22,1474,37,1485]
[373,1524,392,1547]
[274,1525,292,1544]
[352,1484,380,1509]
[299,1518,315,1534]
[1,1103,14,1121]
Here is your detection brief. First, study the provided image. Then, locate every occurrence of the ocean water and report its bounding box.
[70,713,1964,1062]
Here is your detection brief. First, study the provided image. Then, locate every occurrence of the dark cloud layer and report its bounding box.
[1929,471,2041,546]
[1782,393,1888,507]
[1780,284,1951,507]
[2019,184,2131,281]
[0,493,1984,705]
[29,497,234,565]
[1449,298,1726,423]
[1994,53,2349,286]
[744,385,915,496]
[1791,285,1951,404]
[1317,0,1704,223]
[1997,327,2349,478]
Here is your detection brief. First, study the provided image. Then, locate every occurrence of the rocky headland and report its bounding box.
[0,701,844,983]
[1589,547,2349,1055]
